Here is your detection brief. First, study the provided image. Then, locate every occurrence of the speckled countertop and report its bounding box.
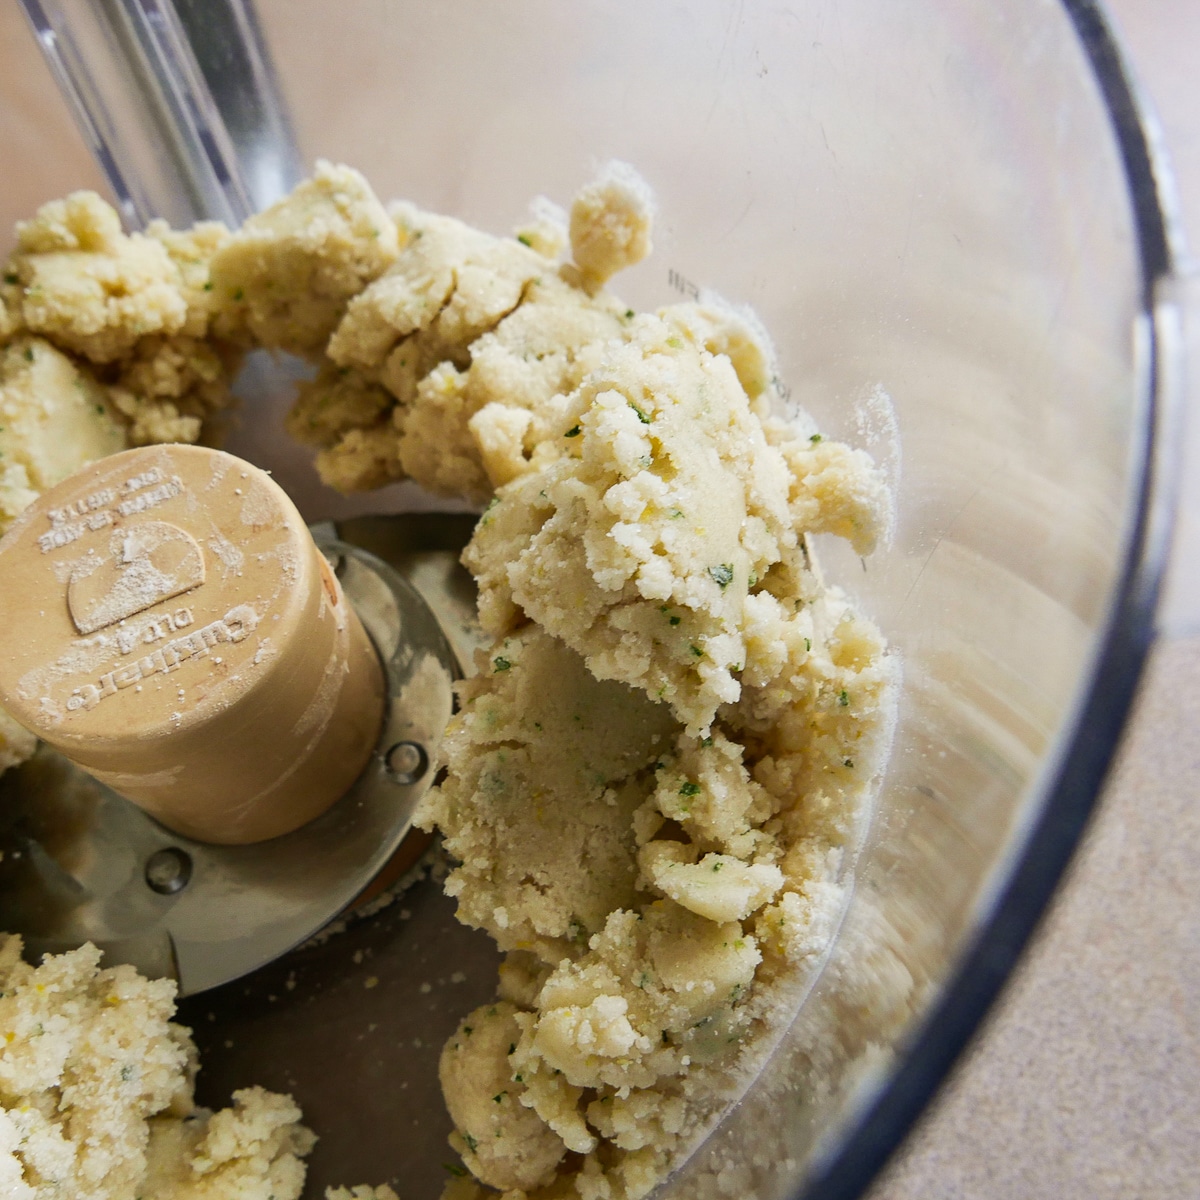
[0,2,1197,1197]
[870,3,1200,1195]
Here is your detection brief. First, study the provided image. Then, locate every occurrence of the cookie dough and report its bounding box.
[0,934,311,1200]
[0,162,895,1200]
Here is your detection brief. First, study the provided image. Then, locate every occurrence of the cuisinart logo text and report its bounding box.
[66,604,259,712]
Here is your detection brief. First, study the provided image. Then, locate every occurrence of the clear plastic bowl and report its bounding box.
[0,1,1187,1197]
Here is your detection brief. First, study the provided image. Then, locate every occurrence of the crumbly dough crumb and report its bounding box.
[440,1002,567,1192]
[325,1186,401,1200]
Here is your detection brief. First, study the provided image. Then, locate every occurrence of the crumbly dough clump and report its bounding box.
[420,626,677,963]
[418,553,892,1197]
[464,313,803,736]
[568,160,655,290]
[0,189,243,467]
[0,336,126,533]
[10,192,190,363]
[279,161,658,504]
[209,160,400,356]
[0,935,314,1200]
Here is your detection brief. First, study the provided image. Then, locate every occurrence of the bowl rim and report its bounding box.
[797,3,1185,1198]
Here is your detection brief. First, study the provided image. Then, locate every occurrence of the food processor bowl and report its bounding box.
[0,1,1189,1197]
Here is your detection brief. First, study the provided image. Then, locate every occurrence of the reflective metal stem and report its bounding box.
[18,0,301,229]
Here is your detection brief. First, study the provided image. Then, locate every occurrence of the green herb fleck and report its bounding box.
[95,404,104,415]
[508,1042,516,1055]
[624,308,635,319]
[679,781,701,797]
[667,336,683,349]
[493,1092,507,1103]
[708,563,734,590]
[689,644,703,658]
[463,1132,478,1151]
[24,347,34,362]
[517,233,533,247]
[670,508,685,519]
[3,272,18,285]
[838,689,850,706]
[202,281,213,291]
[463,1025,473,1036]
[804,638,812,652]
[120,1064,134,1081]
[564,425,581,438]
[669,615,681,626]
[712,861,723,872]
[809,433,823,444]
[232,288,244,301]
[700,736,713,748]
[493,656,512,672]
[629,402,651,424]
[444,1163,468,1177]
[844,758,854,768]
